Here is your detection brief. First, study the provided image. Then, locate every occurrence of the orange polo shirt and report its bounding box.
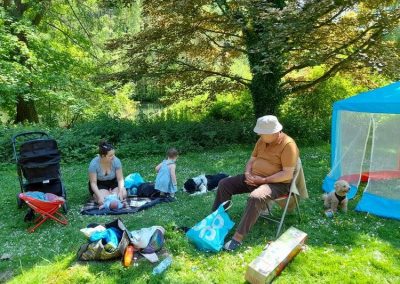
[251,133,298,183]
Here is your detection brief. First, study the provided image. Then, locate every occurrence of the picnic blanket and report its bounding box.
[80,196,174,215]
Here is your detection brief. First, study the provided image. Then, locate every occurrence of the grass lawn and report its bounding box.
[0,144,399,284]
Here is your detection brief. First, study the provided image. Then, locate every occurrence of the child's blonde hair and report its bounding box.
[167,148,178,159]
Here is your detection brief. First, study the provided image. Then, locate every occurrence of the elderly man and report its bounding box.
[212,115,299,251]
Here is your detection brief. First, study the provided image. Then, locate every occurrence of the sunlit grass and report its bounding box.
[1,144,399,283]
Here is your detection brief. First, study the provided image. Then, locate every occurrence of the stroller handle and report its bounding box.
[11,131,49,143]
[11,131,50,163]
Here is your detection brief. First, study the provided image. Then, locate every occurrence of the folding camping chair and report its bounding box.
[19,193,68,233]
[260,158,308,238]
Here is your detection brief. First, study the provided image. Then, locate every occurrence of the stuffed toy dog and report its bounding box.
[323,180,350,214]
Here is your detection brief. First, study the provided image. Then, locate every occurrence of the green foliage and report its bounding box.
[109,0,400,117]
[0,116,255,163]
[161,91,254,122]
[208,92,254,121]
[279,71,391,144]
[0,1,141,125]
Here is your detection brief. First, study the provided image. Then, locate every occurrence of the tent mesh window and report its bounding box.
[366,114,400,200]
[323,82,400,220]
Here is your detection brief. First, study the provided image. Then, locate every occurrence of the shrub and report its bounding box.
[0,116,255,163]
[208,92,254,121]
[279,71,384,145]
[158,91,254,122]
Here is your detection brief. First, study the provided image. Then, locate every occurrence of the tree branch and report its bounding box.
[65,0,93,40]
[65,0,100,58]
[287,28,383,93]
[175,60,250,86]
[44,21,99,60]
[313,6,347,29]
[197,27,243,39]
[283,23,383,76]
[214,0,229,15]
[199,30,247,54]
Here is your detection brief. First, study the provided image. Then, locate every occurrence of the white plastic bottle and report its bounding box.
[152,256,172,275]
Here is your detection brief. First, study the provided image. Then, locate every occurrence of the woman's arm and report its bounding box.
[115,168,126,200]
[89,172,103,204]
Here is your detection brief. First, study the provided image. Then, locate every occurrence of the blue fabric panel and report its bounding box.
[322,176,358,199]
[330,109,342,179]
[347,185,358,199]
[322,176,336,193]
[333,82,400,114]
[356,192,400,220]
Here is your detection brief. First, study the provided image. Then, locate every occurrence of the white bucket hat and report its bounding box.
[253,115,283,134]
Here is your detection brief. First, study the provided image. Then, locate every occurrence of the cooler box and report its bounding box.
[245,227,307,284]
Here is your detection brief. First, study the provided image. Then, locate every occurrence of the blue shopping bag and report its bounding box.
[186,201,234,252]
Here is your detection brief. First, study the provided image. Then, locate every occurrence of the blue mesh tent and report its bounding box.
[323,82,400,220]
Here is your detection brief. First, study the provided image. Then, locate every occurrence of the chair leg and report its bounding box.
[265,198,274,217]
[275,194,292,239]
[294,194,301,222]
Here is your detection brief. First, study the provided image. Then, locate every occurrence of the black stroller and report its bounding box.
[12,131,68,213]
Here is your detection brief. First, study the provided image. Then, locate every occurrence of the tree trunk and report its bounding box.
[248,70,284,118]
[242,0,287,118]
[245,33,284,118]
[15,95,39,123]
[11,0,48,124]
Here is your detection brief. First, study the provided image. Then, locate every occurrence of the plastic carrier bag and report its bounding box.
[186,201,234,252]
[124,173,145,189]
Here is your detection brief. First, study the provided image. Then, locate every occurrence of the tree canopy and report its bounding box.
[0,0,399,124]
[109,0,400,117]
[0,0,139,125]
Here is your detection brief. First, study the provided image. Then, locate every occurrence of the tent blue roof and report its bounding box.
[333,81,400,114]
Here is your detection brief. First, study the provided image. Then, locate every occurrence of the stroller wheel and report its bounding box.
[17,193,23,208]
[24,209,35,222]
[62,201,68,213]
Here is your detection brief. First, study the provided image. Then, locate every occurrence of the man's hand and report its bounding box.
[245,173,266,186]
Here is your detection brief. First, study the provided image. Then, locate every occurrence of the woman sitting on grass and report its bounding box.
[88,140,127,205]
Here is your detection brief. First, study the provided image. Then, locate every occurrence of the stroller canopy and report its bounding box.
[323,81,400,220]
[18,139,61,183]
